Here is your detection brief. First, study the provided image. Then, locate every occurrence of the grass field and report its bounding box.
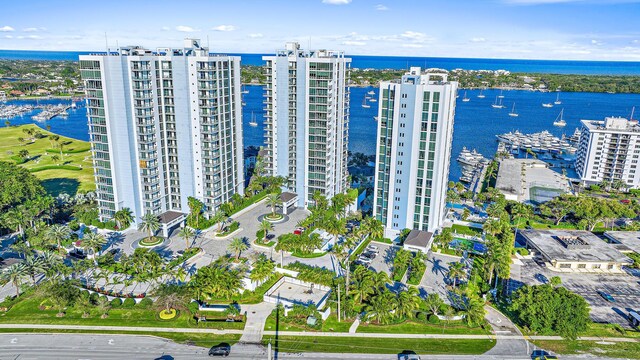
[357,320,489,335]
[0,328,241,348]
[0,294,244,331]
[532,340,640,359]
[263,335,495,355]
[264,313,353,333]
[0,124,94,195]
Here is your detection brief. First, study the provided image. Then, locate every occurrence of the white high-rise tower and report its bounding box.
[373,67,458,238]
[80,39,244,226]
[263,42,351,207]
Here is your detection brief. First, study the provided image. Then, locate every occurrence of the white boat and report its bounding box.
[498,89,504,99]
[367,90,375,95]
[249,112,258,127]
[477,89,485,99]
[70,102,77,109]
[369,96,377,102]
[241,86,249,94]
[542,102,553,108]
[508,103,519,117]
[462,91,470,102]
[361,96,370,109]
[373,116,378,122]
[553,109,566,127]
[554,92,561,105]
[491,96,505,109]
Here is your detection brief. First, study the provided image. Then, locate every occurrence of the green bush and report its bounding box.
[89,292,100,304]
[110,298,122,307]
[29,165,82,173]
[68,221,80,231]
[428,314,441,324]
[515,248,529,256]
[188,301,200,314]
[122,298,136,308]
[138,297,153,308]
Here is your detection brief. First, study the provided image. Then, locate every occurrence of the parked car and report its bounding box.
[534,273,548,284]
[208,343,231,357]
[293,227,304,235]
[531,350,557,359]
[358,257,372,264]
[597,291,615,302]
[367,245,379,251]
[361,252,376,259]
[398,351,420,360]
[266,233,276,240]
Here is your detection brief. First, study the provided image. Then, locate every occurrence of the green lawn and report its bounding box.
[263,335,495,355]
[0,328,240,348]
[264,313,352,333]
[450,224,483,236]
[532,340,640,359]
[0,124,94,195]
[580,323,640,338]
[357,320,489,335]
[206,273,284,304]
[0,294,244,330]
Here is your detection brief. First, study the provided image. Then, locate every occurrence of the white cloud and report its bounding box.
[248,33,263,38]
[23,27,40,32]
[342,40,366,46]
[591,39,603,46]
[503,0,640,4]
[4,35,13,39]
[375,4,389,10]
[470,37,486,42]
[322,0,351,4]
[212,25,236,32]
[16,35,43,40]
[161,26,171,31]
[402,44,424,48]
[400,31,433,43]
[0,26,15,32]
[175,25,199,32]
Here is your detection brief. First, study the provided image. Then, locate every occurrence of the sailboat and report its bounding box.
[367,90,375,95]
[498,89,504,99]
[462,91,470,102]
[241,86,249,94]
[542,101,553,108]
[508,103,519,117]
[249,112,258,127]
[477,89,485,99]
[554,92,561,105]
[491,96,505,109]
[361,96,370,109]
[553,109,566,127]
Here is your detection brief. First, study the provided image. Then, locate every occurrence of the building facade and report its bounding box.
[373,67,458,238]
[80,39,244,223]
[575,117,640,189]
[263,42,351,208]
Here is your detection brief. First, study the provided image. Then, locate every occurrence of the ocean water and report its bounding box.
[2,49,640,75]
[4,86,640,182]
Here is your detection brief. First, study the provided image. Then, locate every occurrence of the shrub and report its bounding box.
[515,248,529,256]
[428,314,441,324]
[122,298,136,308]
[104,220,117,230]
[416,312,427,321]
[68,221,80,231]
[89,292,100,304]
[188,301,200,314]
[82,227,91,234]
[110,298,122,307]
[138,297,153,308]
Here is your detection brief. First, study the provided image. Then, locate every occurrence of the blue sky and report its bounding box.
[1,0,639,60]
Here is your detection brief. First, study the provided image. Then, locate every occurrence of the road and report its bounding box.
[0,333,624,360]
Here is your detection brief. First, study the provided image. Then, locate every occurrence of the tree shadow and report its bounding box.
[41,178,80,196]
[429,258,448,276]
[105,232,124,250]
[383,246,398,267]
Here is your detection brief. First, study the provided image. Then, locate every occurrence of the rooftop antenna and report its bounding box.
[207,35,210,53]
[104,32,109,53]
[116,40,119,52]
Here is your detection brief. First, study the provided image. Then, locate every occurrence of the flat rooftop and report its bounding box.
[520,230,632,264]
[495,158,571,203]
[604,231,640,253]
[581,117,640,134]
[268,280,328,307]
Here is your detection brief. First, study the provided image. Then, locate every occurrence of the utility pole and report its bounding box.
[337,283,341,322]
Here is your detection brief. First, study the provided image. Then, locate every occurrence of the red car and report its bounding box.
[293,227,304,235]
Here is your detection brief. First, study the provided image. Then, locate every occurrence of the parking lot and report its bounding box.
[360,242,397,276]
[516,258,640,325]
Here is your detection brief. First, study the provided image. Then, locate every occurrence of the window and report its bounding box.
[559,264,572,269]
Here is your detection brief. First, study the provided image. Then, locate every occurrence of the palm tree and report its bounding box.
[83,232,107,257]
[18,149,29,160]
[3,207,28,240]
[138,213,161,243]
[424,293,443,316]
[51,154,60,165]
[228,238,248,260]
[23,255,44,285]
[44,224,70,250]
[266,193,282,217]
[258,220,272,243]
[178,227,195,249]
[40,251,64,281]
[1,263,28,297]
[250,254,275,283]
[447,262,466,287]
[95,296,111,318]
[363,217,384,240]
[397,287,421,319]
[113,208,134,230]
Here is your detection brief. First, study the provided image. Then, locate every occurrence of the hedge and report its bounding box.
[29,164,82,172]
[46,147,91,154]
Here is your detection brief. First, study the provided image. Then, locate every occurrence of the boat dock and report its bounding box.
[496,130,577,155]
[31,104,71,122]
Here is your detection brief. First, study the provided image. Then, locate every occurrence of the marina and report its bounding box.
[495,129,577,155]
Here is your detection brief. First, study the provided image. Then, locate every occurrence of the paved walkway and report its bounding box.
[483,305,532,356]
[348,318,360,333]
[239,302,276,344]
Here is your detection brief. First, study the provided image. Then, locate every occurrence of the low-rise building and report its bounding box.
[495,158,571,204]
[603,231,640,255]
[403,229,433,254]
[520,229,632,273]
